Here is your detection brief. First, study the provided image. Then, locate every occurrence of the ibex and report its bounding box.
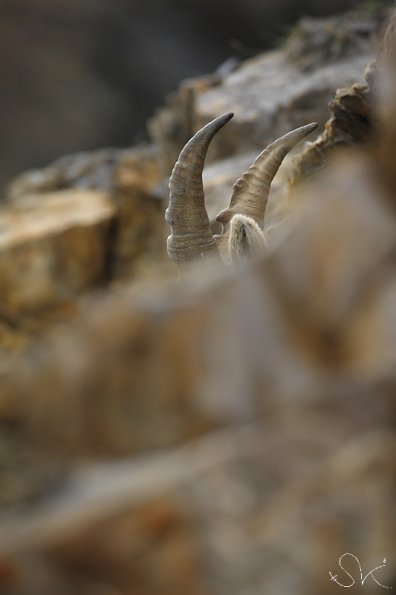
[165,113,317,268]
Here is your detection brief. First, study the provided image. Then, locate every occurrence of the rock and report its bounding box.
[0,0,378,190]
[7,146,159,202]
[0,146,166,354]
[112,146,167,279]
[289,67,373,187]
[3,145,165,301]
[0,413,393,595]
[0,189,115,315]
[150,10,383,175]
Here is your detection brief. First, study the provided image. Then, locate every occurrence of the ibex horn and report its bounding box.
[166,112,234,265]
[216,122,318,227]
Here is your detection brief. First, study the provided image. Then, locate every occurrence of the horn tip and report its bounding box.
[218,112,234,125]
[305,122,318,133]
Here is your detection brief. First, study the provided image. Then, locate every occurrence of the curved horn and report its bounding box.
[216,122,318,227]
[166,112,234,265]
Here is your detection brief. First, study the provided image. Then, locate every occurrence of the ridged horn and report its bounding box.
[216,122,318,226]
[166,112,234,265]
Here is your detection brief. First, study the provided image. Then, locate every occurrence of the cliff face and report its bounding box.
[0,9,395,595]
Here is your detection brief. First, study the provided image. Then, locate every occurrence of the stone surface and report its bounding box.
[0,146,166,355]
[289,70,373,187]
[112,147,167,279]
[2,145,165,309]
[6,146,160,203]
[0,189,115,315]
[150,10,383,175]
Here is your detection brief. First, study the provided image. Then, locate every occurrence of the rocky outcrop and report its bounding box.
[149,10,382,174]
[0,146,165,353]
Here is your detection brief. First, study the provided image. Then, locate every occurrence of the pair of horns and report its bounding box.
[165,113,317,266]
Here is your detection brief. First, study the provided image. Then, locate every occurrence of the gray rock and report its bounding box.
[150,11,381,175]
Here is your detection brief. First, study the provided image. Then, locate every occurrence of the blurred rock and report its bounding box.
[113,147,167,279]
[7,146,159,202]
[290,65,374,187]
[0,284,394,595]
[0,145,395,490]
[0,189,115,315]
[6,145,164,291]
[0,146,165,354]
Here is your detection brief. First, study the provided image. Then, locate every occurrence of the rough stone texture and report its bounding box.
[2,145,164,311]
[289,66,374,187]
[150,10,383,175]
[113,147,168,279]
[0,189,115,315]
[6,146,160,203]
[0,146,166,355]
[4,0,365,190]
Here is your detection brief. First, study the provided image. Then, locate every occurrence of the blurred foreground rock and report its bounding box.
[0,8,395,595]
[7,146,164,280]
[0,146,395,594]
[0,189,115,314]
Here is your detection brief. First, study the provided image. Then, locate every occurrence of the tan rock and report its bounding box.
[113,146,167,278]
[0,189,115,314]
[0,145,166,351]
[7,146,165,281]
